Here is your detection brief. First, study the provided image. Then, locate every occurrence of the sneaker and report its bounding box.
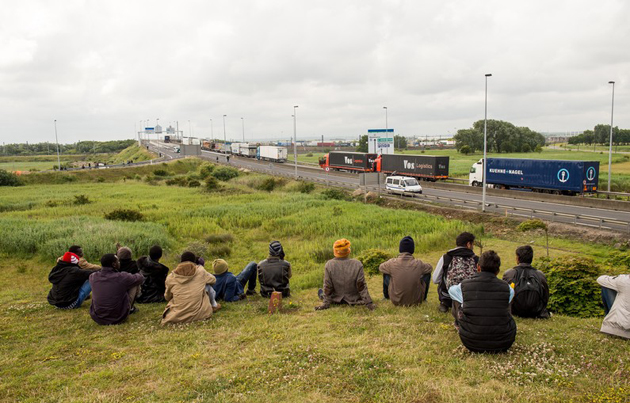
[213,304,222,313]
[317,288,324,301]
[246,289,256,296]
[129,306,139,314]
[438,304,449,313]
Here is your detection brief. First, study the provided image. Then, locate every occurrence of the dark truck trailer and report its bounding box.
[377,154,449,180]
[322,151,377,172]
[478,158,599,194]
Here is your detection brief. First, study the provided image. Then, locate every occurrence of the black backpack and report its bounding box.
[511,268,544,317]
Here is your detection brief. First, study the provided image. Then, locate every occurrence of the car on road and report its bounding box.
[385,176,423,194]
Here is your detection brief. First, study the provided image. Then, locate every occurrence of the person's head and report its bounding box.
[333,238,351,258]
[478,250,501,275]
[455,232,475,250]
[116,246,133,261]
[212,259,228,275]
[180,251,196,263]
[101,253,120,270]
[399,236,415,254]
[68,245,83,257]
[269,240,285,259]
[149,245,163,261]
[515,245,534,264]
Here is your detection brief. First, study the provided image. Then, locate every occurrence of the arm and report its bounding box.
[379,260,391,275]
[419,260,433,276]
[432,256,444,284]
[597,275,620,292]
[286,262,292,279]
[356,265,373,306]
[205,271,216,285]
[164,278,173,301]
[508,287,514,303]
[502,268,517,284]
[121,272,145,288]
[448,284,463,304]
[316,264,334,309]
[79,258,101,270]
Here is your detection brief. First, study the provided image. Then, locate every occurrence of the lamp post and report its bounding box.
[293,105,299,179]
[54,120,61,170]
[608,81,615,192]
[241,117,245,142]
[222,115,227,143]
[383,106,388,153]
[188,120,192,139]
[482,73,492,212]
[210,119,213,139]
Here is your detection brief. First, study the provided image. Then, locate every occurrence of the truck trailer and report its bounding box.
[257,146,288,162]
[469,158,600,195]
[318,152,377,172]
[238,143,258,158]
[376,154,449,181]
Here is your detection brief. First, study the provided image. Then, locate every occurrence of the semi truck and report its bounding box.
[318,152,377,172]
[257,146,288,162]
[375,154,449,181]
[469,158,600,195]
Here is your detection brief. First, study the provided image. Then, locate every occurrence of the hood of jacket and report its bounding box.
[446,246,476,258]
[48,261,80,284]
[173,261,198,277]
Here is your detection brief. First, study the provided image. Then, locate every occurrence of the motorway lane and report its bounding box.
[150,143,630,232]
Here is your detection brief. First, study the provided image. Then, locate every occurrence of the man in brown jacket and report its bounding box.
[57,245,101,270]
[315,239,375,311]
[379,236,432,306]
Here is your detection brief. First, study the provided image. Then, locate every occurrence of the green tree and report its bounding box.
[356,135,368,153]
[394,135,407,150]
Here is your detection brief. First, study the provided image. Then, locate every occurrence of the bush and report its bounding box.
[356,249,391,276]
[205,233,234,244]
[208,243,231,258]
[535,256,603,318]
[306,152,313,157]
[535,145,543,153]
[321,188,349,200]
[297,181,315,194]
[255,177,285,192]
[204,176,220,191]
[188,180,201,188]
[73,194,91,205]
[153,169,170,177]
[199,164,215,179]
[517,219,548,232]
[166,177,189,187]
[185,242,208,260]
[104,209,144,222]
[459,145,472,155]
[95,176,105,183]
[212,166,240,181]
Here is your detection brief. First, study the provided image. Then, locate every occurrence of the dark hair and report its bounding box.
[515,245,534,264]
[181,251,196,263]
[100,253,118,268]
[456,232,475,247]
[68,245,83,255]
[479,250,501,274]
[149,245,163,260]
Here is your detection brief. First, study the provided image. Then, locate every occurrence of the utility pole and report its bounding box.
[293,106,299,179]
[54,120,61,170]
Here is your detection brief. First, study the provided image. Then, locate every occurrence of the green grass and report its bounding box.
[0,160,629,402]
[108,144,156,164]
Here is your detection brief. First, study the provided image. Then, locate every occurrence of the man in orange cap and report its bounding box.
[315,239,375,311]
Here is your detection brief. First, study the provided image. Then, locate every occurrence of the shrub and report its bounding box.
[166,177,189,187]
[143,174,155,183]
[297,181,315,194]
[205,233,234,244]
[459,145,472,155]
[45,200,59,208]
[535,145,543,153]
[306,152,313,157]
[199,164,215,179]
[321,188,349,200]
[212,166,240,181]
[153,169,170,177]
[188,180,201,188]
[356,249,391,276]
[204,176,220,191]
[95,176,105,183]
[104,209,144,222]
[208,243,231,258]
[185,241,208,260]
[255,177,284,192]
[535,256,603,318]
[73,194,91,205]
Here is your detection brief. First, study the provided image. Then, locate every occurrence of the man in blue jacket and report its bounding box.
[211,259,257,302]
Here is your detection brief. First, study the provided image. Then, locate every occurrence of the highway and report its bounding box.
[149,142,630,233]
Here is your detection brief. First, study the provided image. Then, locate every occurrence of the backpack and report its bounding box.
[445,256,477,289]
[511,268,544,317]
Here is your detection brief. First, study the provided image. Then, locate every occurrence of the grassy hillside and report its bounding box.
[0,160,628,402]
[108,144,156,165]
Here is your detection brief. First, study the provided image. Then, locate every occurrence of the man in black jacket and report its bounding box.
[258,241,292,298]
[47,251,97,309]
[136,245,170,303]
[432,232,479,313]
[449,250,517,353]
[502,245,550,319]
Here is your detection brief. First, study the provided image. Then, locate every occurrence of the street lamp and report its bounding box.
[210,119,213,139]
[54,120,61,170]
[223,115,227,142]
[188,120,192,139]
[241,117,245,142]
[482,73,492,212]
[293,105,299,179]
[608,81,615,192]
[383,106,388,153]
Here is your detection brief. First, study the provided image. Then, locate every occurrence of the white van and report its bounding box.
[385,176,423,194]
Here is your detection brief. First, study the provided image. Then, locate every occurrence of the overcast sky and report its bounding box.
[1,0,629,144]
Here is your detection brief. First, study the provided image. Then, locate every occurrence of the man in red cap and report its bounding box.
[47,250,98,309]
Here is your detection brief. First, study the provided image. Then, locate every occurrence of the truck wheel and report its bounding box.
[471,181,479,187]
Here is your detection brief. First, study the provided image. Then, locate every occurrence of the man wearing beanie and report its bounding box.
[47,250,99,309]
[136,245,170,303]
[212,259,258,302]
[379,236,433,306]
[258,241,292,298]
[316,239,375,311]
[116,245,139,274]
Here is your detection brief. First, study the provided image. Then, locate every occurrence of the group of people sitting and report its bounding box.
[47,232,629,353]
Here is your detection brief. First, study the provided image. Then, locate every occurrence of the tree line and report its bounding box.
[454,120,545,154]
[567,124,630,145]
[0,140,136,156]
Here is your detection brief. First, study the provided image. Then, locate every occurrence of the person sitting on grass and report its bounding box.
[136,245,169,303]
[116,245,139,274]
[502,245,550,319]
[258,241,292,298]
[89,254,144,325]
[379,236,433,306]
[162,252,218,325]
[315,239,375,311]
[212,259,258,302]
[56,245,101,270]
[448,250,516,353]
[47,251,98,309]
[597,273,630,339]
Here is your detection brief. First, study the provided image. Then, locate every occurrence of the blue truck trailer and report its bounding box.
[469,158,600,195]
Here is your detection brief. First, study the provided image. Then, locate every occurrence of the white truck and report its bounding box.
[230,142,242,155]
[239,143,258,158]
[257,146,288,163]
